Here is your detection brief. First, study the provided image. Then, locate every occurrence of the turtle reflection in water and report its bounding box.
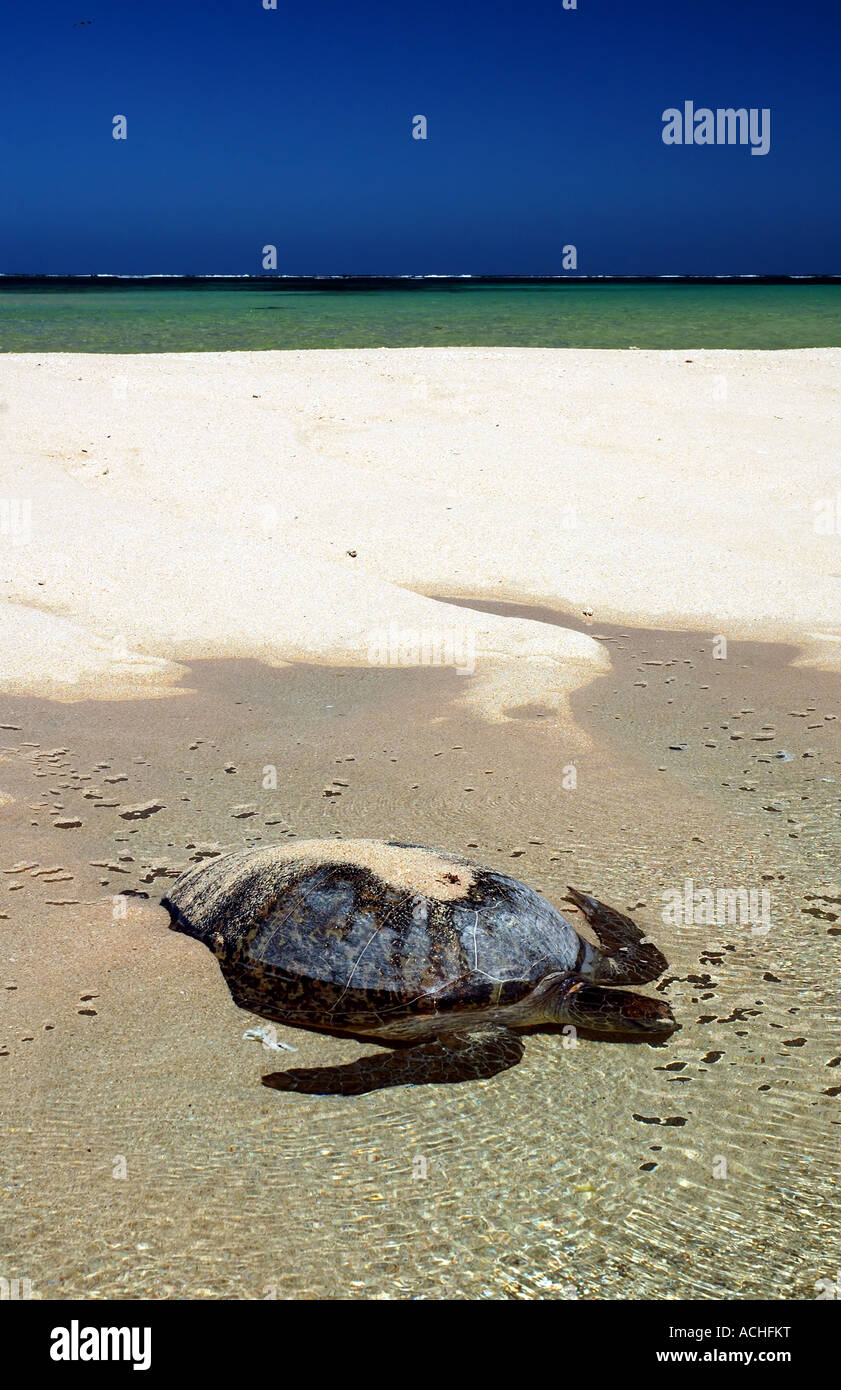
[162,840,677,1086]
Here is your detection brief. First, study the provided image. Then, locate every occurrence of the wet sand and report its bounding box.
[1,611,838,1299]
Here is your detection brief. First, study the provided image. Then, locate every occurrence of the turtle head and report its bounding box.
[548,977,677,1038]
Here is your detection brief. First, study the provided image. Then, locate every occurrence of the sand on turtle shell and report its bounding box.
[171,838,478,907]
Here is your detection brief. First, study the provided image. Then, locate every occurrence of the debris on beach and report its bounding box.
[118,800,165,820]
[243,1025,297,1053]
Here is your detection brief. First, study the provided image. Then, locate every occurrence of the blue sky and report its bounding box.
[2,0,839,274]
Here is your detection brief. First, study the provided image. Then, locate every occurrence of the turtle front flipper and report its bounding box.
[565,887,669,986]
[262,1026,524,1095]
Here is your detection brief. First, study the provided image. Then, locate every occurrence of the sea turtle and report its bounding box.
[161,840,676,1059]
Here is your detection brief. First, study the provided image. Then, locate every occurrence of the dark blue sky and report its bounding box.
[2,0,839,274]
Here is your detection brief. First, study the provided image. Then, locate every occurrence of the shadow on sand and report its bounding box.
[261,1024,670,1096]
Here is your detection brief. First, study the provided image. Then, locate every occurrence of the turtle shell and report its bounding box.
[162,839,585,1034]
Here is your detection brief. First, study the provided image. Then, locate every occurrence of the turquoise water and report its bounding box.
[1,282,840,351]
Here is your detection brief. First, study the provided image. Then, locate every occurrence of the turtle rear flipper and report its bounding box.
[565,887,669,986]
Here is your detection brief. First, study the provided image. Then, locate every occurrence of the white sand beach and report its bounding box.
[1,348,839,720]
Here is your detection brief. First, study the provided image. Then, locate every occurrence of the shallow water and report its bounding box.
[2,282,841,352]
[0,614,839,1299]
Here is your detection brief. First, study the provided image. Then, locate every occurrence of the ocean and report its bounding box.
[1,278,840,351]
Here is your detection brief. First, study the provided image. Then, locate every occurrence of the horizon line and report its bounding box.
[2,272,840,285]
